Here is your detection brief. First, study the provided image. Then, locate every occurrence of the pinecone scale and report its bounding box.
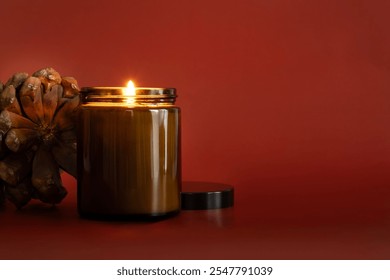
[0,68,79,208]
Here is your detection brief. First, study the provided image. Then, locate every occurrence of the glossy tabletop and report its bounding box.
[1,174,389,260]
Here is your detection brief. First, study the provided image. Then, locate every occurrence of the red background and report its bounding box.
[1,0,390,259]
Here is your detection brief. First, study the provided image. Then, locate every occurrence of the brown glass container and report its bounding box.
[77,87,181,219]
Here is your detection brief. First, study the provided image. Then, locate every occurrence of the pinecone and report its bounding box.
[0,68,79,208]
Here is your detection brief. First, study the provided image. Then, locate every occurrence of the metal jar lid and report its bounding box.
[80,87,176,104]
[181,181,234,210]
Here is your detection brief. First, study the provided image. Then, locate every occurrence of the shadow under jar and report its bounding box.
[77,87,181,219]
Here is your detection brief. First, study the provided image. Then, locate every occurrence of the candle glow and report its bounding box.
[125,80,136,95]
[124,80,136,104]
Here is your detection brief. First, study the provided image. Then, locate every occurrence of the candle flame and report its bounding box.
[125,80,136,96]
[122,80,136,104]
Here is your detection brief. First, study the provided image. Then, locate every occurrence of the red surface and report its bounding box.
[1,0,390,259]
[1,173,390,259]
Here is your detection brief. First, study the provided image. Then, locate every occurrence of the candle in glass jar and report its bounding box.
[77,82,181,219]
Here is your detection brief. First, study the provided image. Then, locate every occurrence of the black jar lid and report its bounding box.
[181,181,234,210]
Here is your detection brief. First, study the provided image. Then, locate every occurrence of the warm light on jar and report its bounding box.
[78,85,180,219]
[123,80,136,104]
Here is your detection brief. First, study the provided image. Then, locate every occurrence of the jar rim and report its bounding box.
[80,87,177,104]
[80,87,176,96]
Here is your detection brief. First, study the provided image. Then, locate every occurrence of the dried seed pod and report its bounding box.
[5,178,34,209]
[0,110,36,130]
[1,68,79,207]
[32,146,67,204]
[33,67,61,91]
[0,120,10,135]
[61,77,80,98]
[19,77,44,123]
[0,153,31,185]
[53,96,80,130]
[43,84,61,125]
[0,132,9,159]
[19,76,40,98]
[0,85,22,114]
[5,128,39,153]
[5,72,29,89]
[52,140,77,177]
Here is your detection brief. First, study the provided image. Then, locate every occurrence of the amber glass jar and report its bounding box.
[77,87,181,219]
